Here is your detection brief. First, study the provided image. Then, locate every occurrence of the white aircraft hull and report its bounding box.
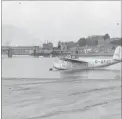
[96,62,121,70]
[52,60,121,71]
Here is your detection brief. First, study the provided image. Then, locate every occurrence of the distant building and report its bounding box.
[69,46,82,55]
[66,41,76,49]
[86,35,107,46]
[43,42,53,50]
[58,42,67,50]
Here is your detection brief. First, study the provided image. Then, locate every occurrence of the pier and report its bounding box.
[2,46,113,57]
[1,46,69,57]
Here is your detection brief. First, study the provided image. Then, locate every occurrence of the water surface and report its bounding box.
[2,56,121,119]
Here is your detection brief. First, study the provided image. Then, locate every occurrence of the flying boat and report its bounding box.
[50,46,122,71]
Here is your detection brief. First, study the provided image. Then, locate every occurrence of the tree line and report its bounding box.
[58,34,112,49]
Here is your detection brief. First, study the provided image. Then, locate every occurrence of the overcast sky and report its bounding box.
[2,1,121,46]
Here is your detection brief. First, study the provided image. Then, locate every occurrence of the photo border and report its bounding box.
[1,1,121,119]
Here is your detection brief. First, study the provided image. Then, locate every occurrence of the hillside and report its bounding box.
[2,25,41,46]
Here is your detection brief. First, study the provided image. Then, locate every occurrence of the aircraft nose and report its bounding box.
[53,62,61,68]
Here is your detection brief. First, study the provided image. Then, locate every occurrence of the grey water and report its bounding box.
[2,56,121,119]
[2,55,121,79]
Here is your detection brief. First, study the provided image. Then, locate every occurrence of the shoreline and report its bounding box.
[2,54,113,58]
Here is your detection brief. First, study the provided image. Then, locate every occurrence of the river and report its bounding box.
[2,56,121,119]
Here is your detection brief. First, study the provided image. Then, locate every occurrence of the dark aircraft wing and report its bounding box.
[61,57,88,63]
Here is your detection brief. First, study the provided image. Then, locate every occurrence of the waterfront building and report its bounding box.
[43,42,53,50]
[58,42,67,50]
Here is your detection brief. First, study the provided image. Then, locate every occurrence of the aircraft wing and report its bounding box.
[61,57,88,63]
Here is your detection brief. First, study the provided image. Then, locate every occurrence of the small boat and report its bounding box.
[39,56,44,58]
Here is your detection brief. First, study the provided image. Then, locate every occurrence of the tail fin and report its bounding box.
[113,46,122,61]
